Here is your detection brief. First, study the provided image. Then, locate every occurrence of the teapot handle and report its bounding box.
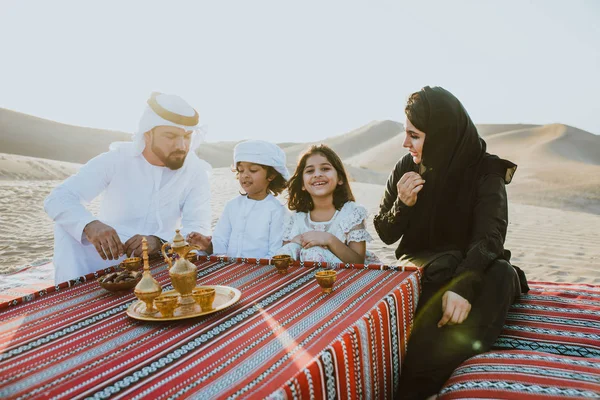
[161,242,173,268]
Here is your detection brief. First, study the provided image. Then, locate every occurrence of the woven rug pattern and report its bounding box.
[0,257,420,399]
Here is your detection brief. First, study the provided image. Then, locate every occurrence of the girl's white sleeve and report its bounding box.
[282,212,298,242]
[343,203,373,243]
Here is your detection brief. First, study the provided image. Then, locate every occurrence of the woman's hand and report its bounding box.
[397,172,425,207]
[300,231,333,249]
[186,232,212,251]
[438,291,471,327]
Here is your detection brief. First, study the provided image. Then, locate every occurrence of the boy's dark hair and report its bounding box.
[287,144,355,212]
[265,166,287,196]
[233,163,287,196]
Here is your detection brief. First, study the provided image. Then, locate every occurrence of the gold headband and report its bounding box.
[147,92,199,126]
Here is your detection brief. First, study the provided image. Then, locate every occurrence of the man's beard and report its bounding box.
[152,143,187,170]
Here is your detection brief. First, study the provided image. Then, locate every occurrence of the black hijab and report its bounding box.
[398,86,516,256]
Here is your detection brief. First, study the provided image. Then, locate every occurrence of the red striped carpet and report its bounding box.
[440,282,600,399]
[493,281,600,358]
[0,256,420,399]
[438,350,600,399]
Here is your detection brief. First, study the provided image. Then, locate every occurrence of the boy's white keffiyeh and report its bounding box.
[233,140,290,180]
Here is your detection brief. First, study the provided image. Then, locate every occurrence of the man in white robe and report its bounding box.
[44,92,211,283]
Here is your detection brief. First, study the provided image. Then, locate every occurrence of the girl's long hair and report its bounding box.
[287,144,355,212]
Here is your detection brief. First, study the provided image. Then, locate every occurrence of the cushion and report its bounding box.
[493,282,600,358]
[438,350,600,399]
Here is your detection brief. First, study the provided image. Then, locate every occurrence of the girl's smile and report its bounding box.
[302,154,342,198]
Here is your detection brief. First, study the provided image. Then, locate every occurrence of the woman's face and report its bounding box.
[403,118,426,164]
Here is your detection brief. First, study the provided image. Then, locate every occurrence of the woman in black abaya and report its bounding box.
[373,86,529,400]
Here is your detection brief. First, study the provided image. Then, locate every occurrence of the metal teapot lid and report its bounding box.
[172,229,187,248]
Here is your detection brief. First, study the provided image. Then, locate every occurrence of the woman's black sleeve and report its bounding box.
[373,156,414,245]
[449,174,509,302]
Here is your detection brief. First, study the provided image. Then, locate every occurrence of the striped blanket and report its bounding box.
[493,281,600,358]
[0,257,420,399]
[440,282,600,399]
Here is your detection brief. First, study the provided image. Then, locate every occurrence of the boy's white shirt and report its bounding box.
[44,144,211,283]
[212,194,288,259]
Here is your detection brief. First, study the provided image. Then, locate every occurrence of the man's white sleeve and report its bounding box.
[44,151,116,244]
[177,166,212,239]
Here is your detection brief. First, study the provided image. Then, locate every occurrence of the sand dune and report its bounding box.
[486,124,600,214]
[485,123,600,165]
[283,120,403,163]
[0,108,130,164]
[196,141,239,169]
[0,153,80,180]
[345,134,404,174]
[475,124,539,137]
[196,119,404,171]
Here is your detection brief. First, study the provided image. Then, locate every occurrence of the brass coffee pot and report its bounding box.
[161,230,201,308]
[134,237,162,315]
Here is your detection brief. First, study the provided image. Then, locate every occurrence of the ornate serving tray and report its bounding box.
[126,285,242,322]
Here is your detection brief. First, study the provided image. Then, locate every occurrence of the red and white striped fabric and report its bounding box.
[493,282,600,358]
[0,256,420,399]
[438,350,600,399]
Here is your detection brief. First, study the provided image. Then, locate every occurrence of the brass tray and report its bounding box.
[126,285,242,321]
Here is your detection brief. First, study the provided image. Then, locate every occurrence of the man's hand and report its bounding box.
[124,235,162,257]
[186,232,212,251]
[397,172,425,207]
[300,231,332,249]
[83,220,124,261]
[438,291,472,328]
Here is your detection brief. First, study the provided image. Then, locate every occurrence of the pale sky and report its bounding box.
[1,0,598,142]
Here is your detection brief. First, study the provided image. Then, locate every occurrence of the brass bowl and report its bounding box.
[192,287,216,311]
[98,271,142,292]
[185,251,199,262]
[120,257,142,271]
[154,294,179,317]
[272,254,291,274]
[315,270,337,294]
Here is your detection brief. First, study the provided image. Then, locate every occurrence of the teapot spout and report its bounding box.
[182,245,202,261]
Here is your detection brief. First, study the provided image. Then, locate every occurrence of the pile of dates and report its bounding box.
[99,270,142,284]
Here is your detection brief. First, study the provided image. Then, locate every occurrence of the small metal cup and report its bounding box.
[154,294,179,318]
[192,287,216,311]
[315,270,337,294]
[120,257,142,271]
[272,254,291,274]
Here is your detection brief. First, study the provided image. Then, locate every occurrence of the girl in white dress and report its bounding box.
[187,140,289,259]
[277,144,379,264]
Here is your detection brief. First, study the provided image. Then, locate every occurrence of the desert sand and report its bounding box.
[0,108,599,287]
